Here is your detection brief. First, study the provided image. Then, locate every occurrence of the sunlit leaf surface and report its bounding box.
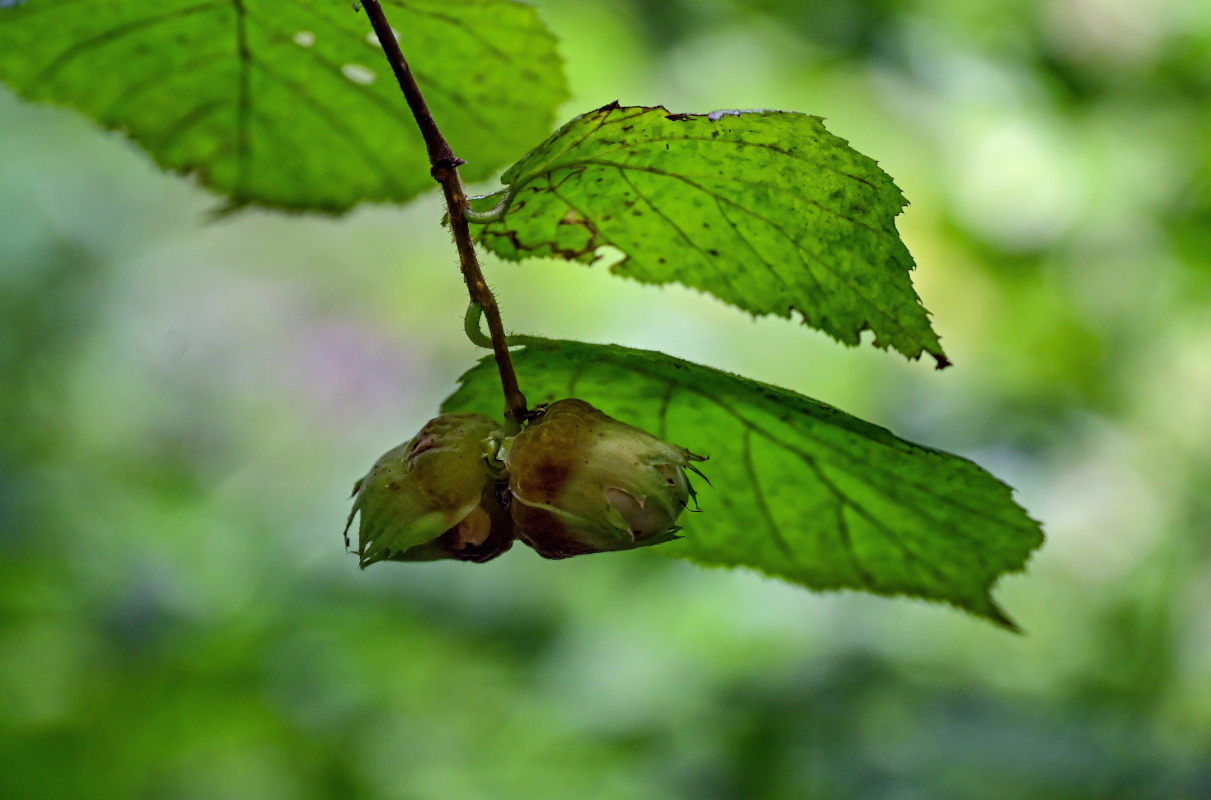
[470,104,948,365]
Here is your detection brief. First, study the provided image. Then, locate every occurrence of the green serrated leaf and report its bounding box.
[443,338,1042,627]
[0,0,567,212]
[469,103,949,366]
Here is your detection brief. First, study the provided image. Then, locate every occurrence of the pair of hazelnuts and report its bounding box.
[345,399,705,567]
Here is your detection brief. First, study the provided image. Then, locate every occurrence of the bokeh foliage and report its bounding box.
[2,0,1210,798]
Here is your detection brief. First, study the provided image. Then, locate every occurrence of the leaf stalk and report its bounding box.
[463,190,512,224]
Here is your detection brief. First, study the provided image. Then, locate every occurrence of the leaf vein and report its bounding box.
[572,160,917,338]
[248,59,398,192]
[575,347,1021,543]
[24,1,228,92]
[741,427,798,564]
[569,132,882,196]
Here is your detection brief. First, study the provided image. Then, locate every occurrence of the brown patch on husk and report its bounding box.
[512,502,599,559]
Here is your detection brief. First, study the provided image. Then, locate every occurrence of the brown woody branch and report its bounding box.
[360,0,527,428]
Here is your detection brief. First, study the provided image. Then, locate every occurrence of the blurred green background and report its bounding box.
[2,0,1210,797]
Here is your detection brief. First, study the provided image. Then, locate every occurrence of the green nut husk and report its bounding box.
[344,412,513,568]
[505,398,705,559]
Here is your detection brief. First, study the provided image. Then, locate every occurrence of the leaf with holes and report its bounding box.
[0,0,566,211]
[443,338,1041,627]
[469,103,948,366]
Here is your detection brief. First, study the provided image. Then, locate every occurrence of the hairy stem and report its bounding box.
[360,0,527,427]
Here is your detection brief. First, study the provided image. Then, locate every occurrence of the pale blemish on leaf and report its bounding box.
[341,63,376,85]
[364,28,399,48]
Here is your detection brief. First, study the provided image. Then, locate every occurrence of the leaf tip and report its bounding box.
[207,197,247,221]
[978,595,1023,634]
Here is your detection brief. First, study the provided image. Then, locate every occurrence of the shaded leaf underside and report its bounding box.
[470,104,948,366]
[0,0,566,211]
[444,339,1041,626]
